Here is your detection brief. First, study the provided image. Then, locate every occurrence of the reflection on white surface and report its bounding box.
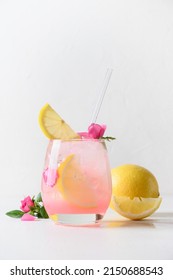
[101,212,173,229]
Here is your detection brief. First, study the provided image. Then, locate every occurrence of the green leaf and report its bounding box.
[101,136,116,142]
[35,192,42,203]
[39,206,49,219]
[6,210,24,218]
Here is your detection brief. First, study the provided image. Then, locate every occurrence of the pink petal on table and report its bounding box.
[21,213,36,221]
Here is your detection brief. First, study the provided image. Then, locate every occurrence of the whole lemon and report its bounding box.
[111,164,159,199]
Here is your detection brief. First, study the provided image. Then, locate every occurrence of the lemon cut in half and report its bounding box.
[38,103,79,140]
[111,164,160,199]
[110,196,162,220]
[110,164,162,220]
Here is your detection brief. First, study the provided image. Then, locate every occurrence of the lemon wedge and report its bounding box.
[56,154,97,208]
[110,196,162,220]
[38,103,79,140]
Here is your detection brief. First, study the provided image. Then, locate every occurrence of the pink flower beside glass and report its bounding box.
[6,193,49,220]
[20,196,34,212]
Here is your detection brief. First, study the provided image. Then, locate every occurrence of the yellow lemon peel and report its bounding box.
[38,103,79,140]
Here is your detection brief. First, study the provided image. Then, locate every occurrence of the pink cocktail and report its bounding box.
[41,139,112,225]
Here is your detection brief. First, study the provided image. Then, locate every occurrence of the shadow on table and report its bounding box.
[101,212,173,229]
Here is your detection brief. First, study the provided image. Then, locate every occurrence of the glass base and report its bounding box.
[51,213,104,226]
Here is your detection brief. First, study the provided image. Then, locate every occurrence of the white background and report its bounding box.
[0,0,173,198]
[0,1,173,262]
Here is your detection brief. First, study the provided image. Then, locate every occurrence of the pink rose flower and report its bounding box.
[78,123,106,139]
[21,213,36,221]
[20,196,34,212]
[88,123,106,139]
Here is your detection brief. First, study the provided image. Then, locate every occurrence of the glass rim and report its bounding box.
[49,138,106,143]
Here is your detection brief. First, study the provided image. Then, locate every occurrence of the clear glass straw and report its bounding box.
[91,68,113,123]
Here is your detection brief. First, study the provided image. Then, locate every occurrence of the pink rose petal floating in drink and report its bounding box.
[43,168,58,187]
[21,213,36,221]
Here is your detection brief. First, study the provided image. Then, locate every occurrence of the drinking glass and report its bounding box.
[41,139,112,226]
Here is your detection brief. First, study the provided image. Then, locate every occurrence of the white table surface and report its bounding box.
[1,195,173,260]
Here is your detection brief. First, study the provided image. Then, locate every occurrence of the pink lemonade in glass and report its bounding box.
[41,139,112,225]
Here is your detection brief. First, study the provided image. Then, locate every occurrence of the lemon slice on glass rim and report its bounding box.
[38,103,79,140]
